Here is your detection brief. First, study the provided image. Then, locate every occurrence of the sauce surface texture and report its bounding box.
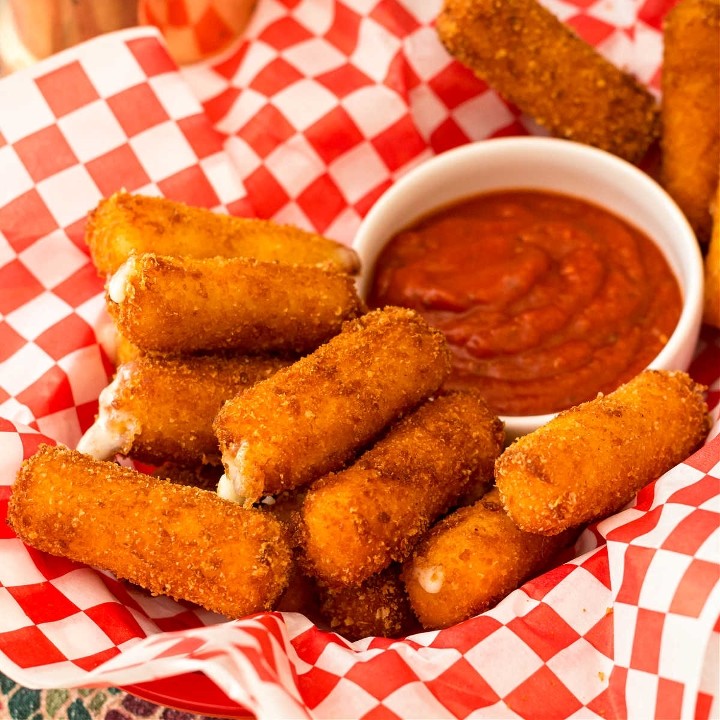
[368,190,682,416]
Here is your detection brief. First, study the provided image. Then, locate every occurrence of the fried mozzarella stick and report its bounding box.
[661,0,720,243]
[86,191,360,276]
[115,331,143,365]
[106,253,364,354]
[77,354,290,466]
[436,0,659,163]
[318,566,418,640]
[299,391,504,586]
[8,445,293,619]
[495,370,710,535]
[704,186,720,328]
[215,307,451,507]
[402,489,576,630]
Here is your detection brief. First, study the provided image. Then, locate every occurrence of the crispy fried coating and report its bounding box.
[704,186,720,327]
[77,354,290,466]
[153,462,223,492]
[106,253,364,355]
[274,564,323,624]
[661,0,720,243]
[402,489,576,630]
[86,191,360,276]
[436,0,659,163]
[214,307,452,507]
[495,370,710,535]
[115,330,143,365]
[299,391,504,586]
[8,445,293,619]
[318,566,419,640]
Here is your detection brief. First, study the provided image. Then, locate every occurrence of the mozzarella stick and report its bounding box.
[8,445,293,619]
[86,191,360,276]
[274,564,323,623]
[318,566,418,640]
[77,354,290,466]
[152,462,223,492]
[106,253,364,355]
[661,0,720,243]
[436,0,659,163]
[495,370,710,535]
[115,330,143,365]
[402,489,576,630]
[299,391,504,586]
[704,186,720,328]
[214,307,451,507]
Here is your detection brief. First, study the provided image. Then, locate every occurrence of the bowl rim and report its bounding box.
[352,136,705,437]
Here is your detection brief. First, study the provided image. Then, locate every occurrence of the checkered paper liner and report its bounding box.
[0,1,719,717]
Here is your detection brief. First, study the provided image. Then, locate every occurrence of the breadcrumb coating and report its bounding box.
[214,306,452,506]
[318,566,419,640]
[402,488,575,630]
[86,191,360,276]
[436,0,659,163]
[78,354,290,466]
[703,186,720,328]
[8,445,293,619]
[495,370,710,535]
[106,253,364,355]
[661,0,720,243]
[299,391,504,586]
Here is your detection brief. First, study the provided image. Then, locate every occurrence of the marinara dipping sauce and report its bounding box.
[367,189,682,416]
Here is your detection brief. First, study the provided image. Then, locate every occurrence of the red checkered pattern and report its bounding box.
[0,27,246,447]
[181,0,676,242]
[0,1,718,718]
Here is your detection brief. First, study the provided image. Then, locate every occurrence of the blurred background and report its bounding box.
[0,0,257,74]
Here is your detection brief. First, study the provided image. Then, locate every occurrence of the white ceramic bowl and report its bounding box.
[353,136,704,439]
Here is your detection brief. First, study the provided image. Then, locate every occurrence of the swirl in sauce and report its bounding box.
[367,190,682,416]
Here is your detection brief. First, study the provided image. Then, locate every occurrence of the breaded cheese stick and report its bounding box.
[436,0,659,163]
[106,253,364,354]
[318,566,418,640]
[77,354,290,466]
[661,0,720,243]
[115,330,143,365]
[86,191,360,276]
[495,370,710,535]
[274,564,323,623]
[704,186,720,327]
[299,391,504,586]
[8,445,293,619]
[152,462,223,492]
[402,489,576,630]
[214,307,451,507]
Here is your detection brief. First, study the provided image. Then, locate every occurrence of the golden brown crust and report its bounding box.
[8,445,293,619]
[214,306,452,504]
[436,0,659,163]
[495,370,710,535]
[153,462,224,491]
[115,330,144,364]
[107,253,364,355]
[318,566,419,640]
[103,354,290,466]
[86,191,360,276]
[402,488,575,630]
[704,186,720,327]
[661,0,720,243]
[298,391,504,586]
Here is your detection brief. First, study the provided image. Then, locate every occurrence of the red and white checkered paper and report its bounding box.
[0,1,719,718]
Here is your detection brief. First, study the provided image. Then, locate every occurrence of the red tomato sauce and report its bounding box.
[367,190,682,416]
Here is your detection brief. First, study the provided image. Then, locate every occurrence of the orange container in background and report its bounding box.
[0,0,255,74]
[139,0,256,64]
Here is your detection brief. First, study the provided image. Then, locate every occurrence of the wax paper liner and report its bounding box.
[0,1,719,718]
